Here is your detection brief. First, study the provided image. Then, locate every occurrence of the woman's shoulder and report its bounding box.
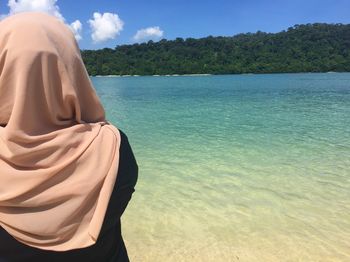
[102,125,135,165]
[102,124,129,144]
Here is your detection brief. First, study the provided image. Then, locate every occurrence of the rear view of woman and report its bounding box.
[0,12,138,262]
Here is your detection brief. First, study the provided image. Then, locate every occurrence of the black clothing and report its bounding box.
[0,130,138,262]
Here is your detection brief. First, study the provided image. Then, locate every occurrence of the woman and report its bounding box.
[0,12,138,261]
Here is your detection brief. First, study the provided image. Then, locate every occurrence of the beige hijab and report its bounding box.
[0,12,121,251]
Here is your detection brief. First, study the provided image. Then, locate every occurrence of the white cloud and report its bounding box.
[1,0,82,41]
[69,20,83,41]
[88,12,124,43]
[7,0,64,20]
[133,26,164,42]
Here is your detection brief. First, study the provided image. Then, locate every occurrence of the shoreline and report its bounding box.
[92,71,348,78]
[94,73,213,77]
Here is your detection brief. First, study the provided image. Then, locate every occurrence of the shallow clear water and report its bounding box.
[92,73,350,262]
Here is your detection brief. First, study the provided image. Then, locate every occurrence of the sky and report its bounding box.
[0,0,349,50]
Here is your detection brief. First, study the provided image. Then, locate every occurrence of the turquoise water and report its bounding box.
[92,73,350,262]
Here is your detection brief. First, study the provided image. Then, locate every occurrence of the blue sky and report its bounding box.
[1,0,349,50]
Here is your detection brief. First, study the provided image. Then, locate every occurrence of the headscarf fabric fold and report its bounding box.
[0,12,121,251]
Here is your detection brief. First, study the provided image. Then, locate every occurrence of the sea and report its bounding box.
[92,73,350,262]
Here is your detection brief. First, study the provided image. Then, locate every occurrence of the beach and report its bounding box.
[93,73,350,261]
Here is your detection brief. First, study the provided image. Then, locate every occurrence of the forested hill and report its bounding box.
[81,23,350,76]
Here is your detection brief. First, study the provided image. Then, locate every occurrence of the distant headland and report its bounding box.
[81,23,350,76]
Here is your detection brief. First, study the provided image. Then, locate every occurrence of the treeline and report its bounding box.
[81,23,350,76]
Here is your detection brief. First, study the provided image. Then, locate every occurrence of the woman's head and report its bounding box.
[0,12,122,252]
[0,12,105,134]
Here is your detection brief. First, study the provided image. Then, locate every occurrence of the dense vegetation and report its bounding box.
[81,23,350,76]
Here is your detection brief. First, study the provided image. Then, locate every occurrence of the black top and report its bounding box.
[0,130,138,262]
